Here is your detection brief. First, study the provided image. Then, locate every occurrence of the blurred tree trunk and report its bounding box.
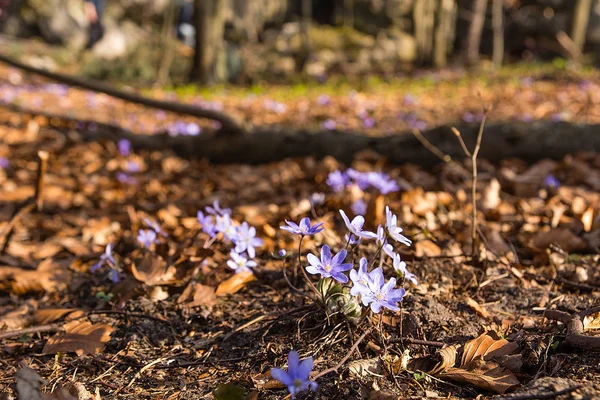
[190,0,226,84]
[434,0,457,67]
[491,0,503,68]
[299,0,312,69]
[414,0,436,64]
[344,0,354,28]
[466,0,488,65]
[571,0,592,54]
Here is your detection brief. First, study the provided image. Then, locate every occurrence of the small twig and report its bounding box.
[411,129,452,164]
[0,323,63,340]
[387,337,445,347]
[314,329,371,379]
[0,151,49,254]
[544,308,600,350]
[497,384,582,400]
[469,112,488,258]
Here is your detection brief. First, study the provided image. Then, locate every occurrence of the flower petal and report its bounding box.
[270,368,293,386]
[297,357,314,381]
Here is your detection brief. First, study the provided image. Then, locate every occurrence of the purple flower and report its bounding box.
[385,206,412,246]
[367,172,399,194]
[317,94,330,106]
[91,243,116,273]
[108,269,120,284]
[206,200,232,216]
[185,123,202,136]
[233,222,263,258]
[117,139,131,157]
[137,229,157,248]
[197,211,217,237]
[278,249,287,258]
[215,214,238,242]
[322,119,337,131]
[306,245,353,283]
[271,351,318,398]
[358,267,406,313]
[393,253,417,285]
[227,251,257,273]
[339,210,376,240]
[543,174,560,188]
[116,172,137,185]
[309,192,326,207]
[326,170,348,193]
[363,117,375,128]
[402,94,417,106]
[462,112,475,123]
[351,199,367,216]
[143,218,168,237]
[0,157,9,169]
[280,217,324,236]
[349,257,372,296]
[345,233,361,246]
[125,161,140,173]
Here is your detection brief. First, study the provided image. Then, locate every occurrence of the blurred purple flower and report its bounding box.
[137,229,157,248]
[234,222,263,258]
[0,157,9,169]
[317,94,330,106]
[322,119,337,131]
[206,200,232,216]
[543,174,560,188]
[351,199,367,216]
[116,172,137,185]
[363,117,375,128]
[326,170,349,193]
[227,251,257,273]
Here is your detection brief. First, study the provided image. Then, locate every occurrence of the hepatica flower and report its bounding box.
[205,200,232,216]
[306,245,352,283]
[393,253,417,286]
[543,174,560,189]
[137,229,157,248]
[351,199,367,216]
[349,257,372,296]
[281,217,324,236]
[271,351,317,398]
[227,251,257,273]
[197,211,217,237]
[143,218,168,237]
[385,206,411,246]
[322,119,337,131]
[117,139,131,157]
[91,243,116,272]
[339,210,376,240]
[215,214,239,242]
[0,156,9,169]
[326,170,349,193]
[360,267,406,313]
[234,222,264,258]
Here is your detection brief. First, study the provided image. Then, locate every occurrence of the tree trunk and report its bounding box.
[434,0,457,67]
[571,0,592,55]
[414,0,436,64]
[491,0,504,68]
[190,0,226,84]
[344,0,354,28]
[298,0,312,70]
[466,0,488,66]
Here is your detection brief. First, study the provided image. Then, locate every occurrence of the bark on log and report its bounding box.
[0,52,244,133]
[4,103,600,167]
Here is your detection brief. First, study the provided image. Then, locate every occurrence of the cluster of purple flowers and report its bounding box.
[197,200,263,273]
[115,139,140,185]
[167,121,202,137]
[279,207,415,314]
[90,243,121,283]
[326,168,399,195]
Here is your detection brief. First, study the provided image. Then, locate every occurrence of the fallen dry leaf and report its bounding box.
[530,228,588,253]
[131,252,177,286]
[461,331,519,365]
[43,320,113,356]
[215,271,256,296]
[8,258,69,294]
[179,282,217,307]
[407,344,458,375]
[441,357,520,394]
[348,358,382,377]
[583,311,600,332]
[464,297,491,319]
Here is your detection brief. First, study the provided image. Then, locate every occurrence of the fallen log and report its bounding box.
[3,103,600,166]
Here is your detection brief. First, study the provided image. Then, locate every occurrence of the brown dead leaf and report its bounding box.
[582,207,594,232]
[464,297,491,319]
[407,344,458,375]
[461,331,519,365]
[10,258,69,294]
[583,312,600,332]
[441,357,520,394]
[215,271,256,296]
[179,283,217,307]
[415,240,441,257]
[530,228,588,253]
[131,252,177,286]
[34,309,82,325]
[43,320,113,356]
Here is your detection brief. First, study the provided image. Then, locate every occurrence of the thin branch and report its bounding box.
[0,323,63,340]
[314,329,371,379]
[387,337,445,347]
[0,52,244,133]
[469,112,488,259]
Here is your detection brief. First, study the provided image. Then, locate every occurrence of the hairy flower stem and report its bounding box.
[297,236,323,304]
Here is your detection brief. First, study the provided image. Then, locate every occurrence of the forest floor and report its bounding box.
[0,63,600,399]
